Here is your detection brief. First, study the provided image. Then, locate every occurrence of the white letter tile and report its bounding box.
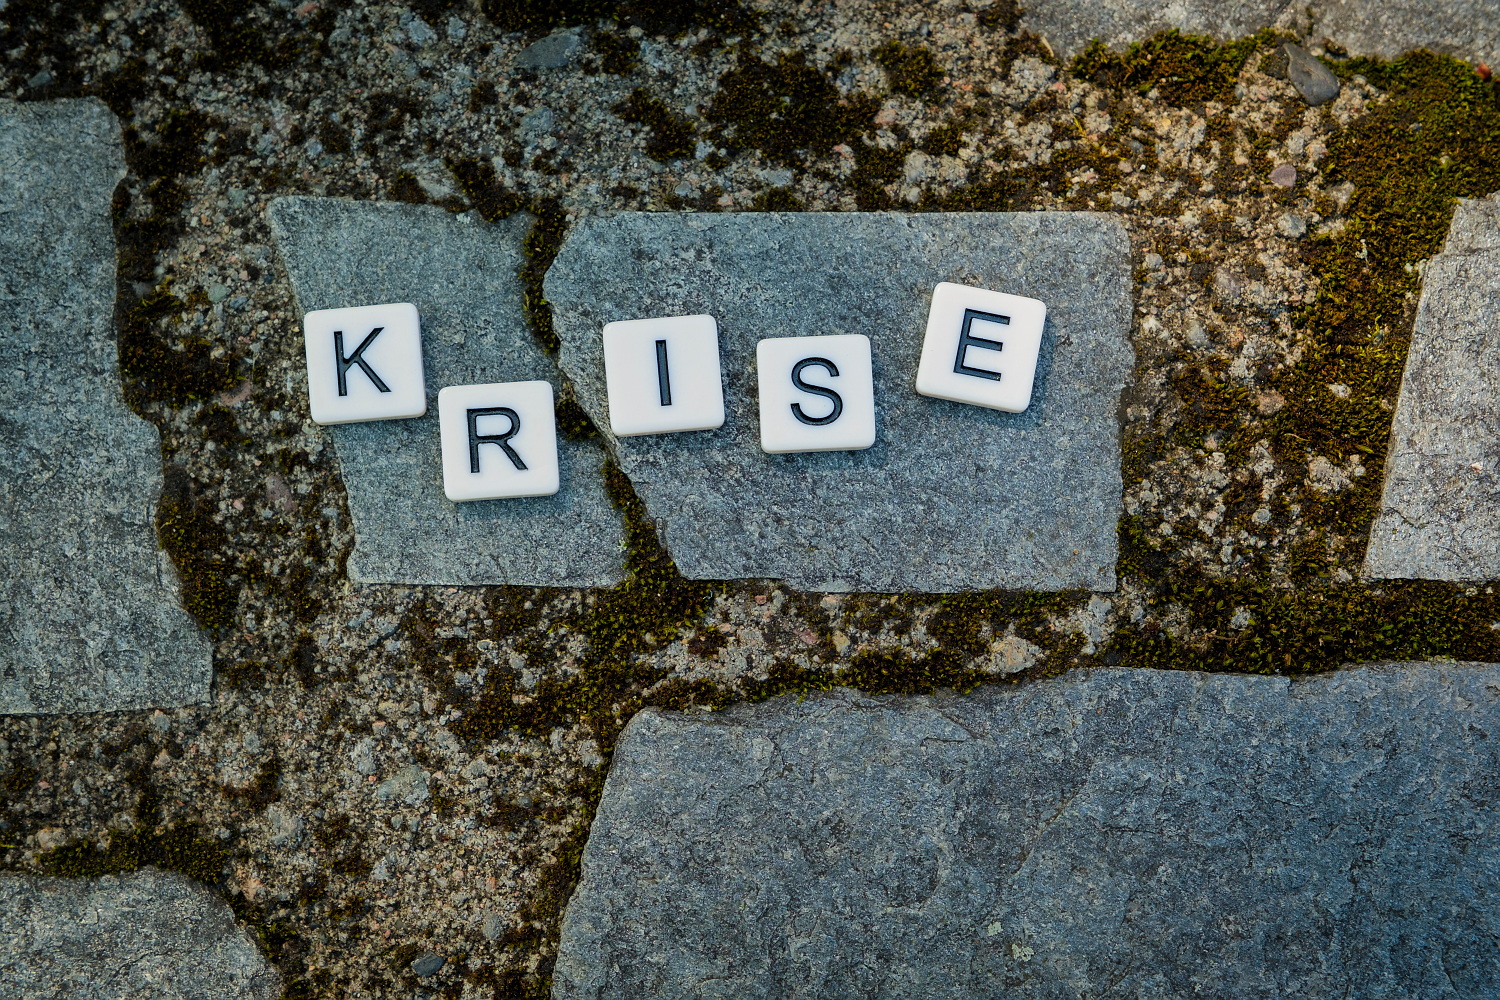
[303,302,427,425]
[757,334,876,454]
[439,381,559,501]
[603,314,725,437]
[915,281,1047,413]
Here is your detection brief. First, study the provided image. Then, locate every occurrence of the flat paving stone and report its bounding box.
[0,869,281,1000]
[268,197,625,588]
[0,99,211,715]
[547,212,1133,593]
[555,662,1500,1000]
[1365,193,1500,582]
[1020,0,1500,67]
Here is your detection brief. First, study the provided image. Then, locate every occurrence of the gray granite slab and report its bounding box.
[268,197,625,587]
[1021,0,1291,60]
[1307,0,1500,67]
[1365,194,1500,582]
[1019,0,1500,68]
[0,99,210,715]
[555,662,1500,1000]
[547,212,1133,592]
[0,869,281,1000]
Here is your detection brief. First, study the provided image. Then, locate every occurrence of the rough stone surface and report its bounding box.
[1021,0,1500,67]
[0,99,211,715]
[555,662,1500,1000]
[268,197,624,587]
[1308,0,1500,67]
[1365,193,1500,581]
[1283,43,1341,106]
[548,212,1133,592]
[0,868,282,999]
[1022,0,1289,60]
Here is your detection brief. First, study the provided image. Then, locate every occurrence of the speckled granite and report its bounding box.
[0,869,281,999]
[269,197,625,587]
[556,662,1500,999]
[1366,193,1500,582]
[547,212,1133,593]
[0,99,210,714]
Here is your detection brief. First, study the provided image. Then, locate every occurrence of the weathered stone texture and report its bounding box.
[0,869,281,1000]
[548,212,1133,593]
[0,99,210,714]
[1020,0,1500,67]
[556,663,1500,999]
[1366,193,1500,581]
[268,197,624,587]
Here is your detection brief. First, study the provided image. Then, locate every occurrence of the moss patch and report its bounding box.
[1264,52,1500,535]
[41,823,229,882]
[479,0,757,37]
[1074,29,1283,105]
[705,52,880,166]
[613,88,698,162]
[874,41,943,99]
[155,464,238,630]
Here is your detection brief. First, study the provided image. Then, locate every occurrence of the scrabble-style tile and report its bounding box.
[439,381,560,501]
[303,302,427,425]
[603,314,725,437]
[757,334,876,454]
[915,281,1047,413]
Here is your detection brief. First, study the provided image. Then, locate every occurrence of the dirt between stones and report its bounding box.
[2,3,1500,998]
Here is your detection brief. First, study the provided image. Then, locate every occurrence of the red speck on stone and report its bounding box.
[1479,63,1493,82]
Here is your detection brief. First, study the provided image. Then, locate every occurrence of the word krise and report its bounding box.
[302,282,1047,502]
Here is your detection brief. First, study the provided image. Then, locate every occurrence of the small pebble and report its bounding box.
[1270,163,1297,188]
[1283,44,1340,106]
[411,952,445,977]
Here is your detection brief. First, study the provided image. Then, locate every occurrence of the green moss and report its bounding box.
[1073,28,1282,105]
[874,41,943,99]
[1264,52,1500,534]
[41,823,229,883]
[179,0,258,67]
[919,121,965,156]
[614,88,698,162]
[976,0,1024,32]
[479,0,757,36]
[220,754,282,809]
[521,198,570,354]
[555,389,601,440]
[749,186,806,211]
[705,52,880,166]
[849,140,910,210]
[155,464,238,630]
[389,171,430,205]
[117,285,238,407]
[0,0,107,99]
[591,30,641,75]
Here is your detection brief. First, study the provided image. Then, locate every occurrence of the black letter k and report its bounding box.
[334,328,392,396]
